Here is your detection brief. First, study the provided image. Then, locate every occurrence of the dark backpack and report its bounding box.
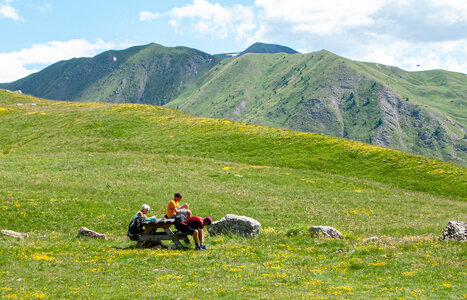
[174,213,188,231]
[127,216,147,237]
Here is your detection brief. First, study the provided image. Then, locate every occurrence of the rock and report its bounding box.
[0,230,28,239]
[363,236,379,243]
[309,226,343,239]
[207,214,261,238]
[441,221,466,242]
[76,227,107,240]
[167,244,178,250]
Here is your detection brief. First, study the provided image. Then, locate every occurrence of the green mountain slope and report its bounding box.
[2,43,466,165]
[2,43,219,105]
[0,91,466,298]
[0,90,464,198]
[167,51,467,165]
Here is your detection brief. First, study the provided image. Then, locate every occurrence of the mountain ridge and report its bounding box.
[168,50,467,165]
[1,43,220,105]
[1,42,465,165]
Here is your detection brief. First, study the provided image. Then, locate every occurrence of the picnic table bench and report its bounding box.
[128,218,190,249]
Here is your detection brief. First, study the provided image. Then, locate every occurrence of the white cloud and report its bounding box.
[0,39,115,82]
[0,0,23,21]
[254,0,390,36]
[344,37,467,74]
[168,0,235,38]
[139,0,257,41]
[429,0,467,22]
[139,11,161,21]
[249,0,467,73]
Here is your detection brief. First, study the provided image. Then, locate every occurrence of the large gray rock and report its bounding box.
[207,214,261,238]
[0,230,28,239]
[441,221,466,242]
[76,227,107,240]
[310,226,343,239]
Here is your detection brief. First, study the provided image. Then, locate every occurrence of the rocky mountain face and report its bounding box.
[1,43,465,165]
[168,51,466,165]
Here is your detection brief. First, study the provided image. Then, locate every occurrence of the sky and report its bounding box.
[1,0,467,82]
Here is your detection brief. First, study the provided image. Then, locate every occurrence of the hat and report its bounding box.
[204,216,212,225]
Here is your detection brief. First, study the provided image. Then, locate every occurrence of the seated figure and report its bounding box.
[175,216,212,250]
[167,192,192,219]
[134,204,150,220]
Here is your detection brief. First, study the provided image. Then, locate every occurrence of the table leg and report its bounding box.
[163,227,183,249]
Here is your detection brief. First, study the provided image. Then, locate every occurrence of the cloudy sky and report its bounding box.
[1,0,467,82]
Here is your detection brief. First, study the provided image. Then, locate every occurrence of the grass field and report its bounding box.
[0,90,466,299]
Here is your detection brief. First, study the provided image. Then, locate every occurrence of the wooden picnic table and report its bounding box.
[128,218,191,249]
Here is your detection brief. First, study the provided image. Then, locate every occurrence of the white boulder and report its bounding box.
[441,221,466,242]
[76,227,107,240]
[310,226,343,239]
[207,214,261,238]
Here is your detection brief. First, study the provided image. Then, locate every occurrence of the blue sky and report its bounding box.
[1,0,467,82]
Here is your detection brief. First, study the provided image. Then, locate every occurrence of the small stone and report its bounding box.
[309,226,343,239]
[441,221,466,242]
[76,227,107,240]
[207,214,261,238]
[0,230,28,239]
[167,244,177,250]
[363,236,379,243]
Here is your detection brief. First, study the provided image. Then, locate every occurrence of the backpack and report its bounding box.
[127,216,147,237]
[174,213,188,231]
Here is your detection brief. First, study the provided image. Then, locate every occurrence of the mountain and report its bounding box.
[1,43,219,105]
[1,43,466,165]
[240,42,299,55]
[214,42,298,58]
[167,51,467,165]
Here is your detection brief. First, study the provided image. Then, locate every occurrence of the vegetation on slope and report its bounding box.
[168,51,467,165]
[2,43,219,105]
[2,43,465,166]
[0,91,466,298]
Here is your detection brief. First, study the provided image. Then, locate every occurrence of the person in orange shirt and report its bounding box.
[167,192,191,219]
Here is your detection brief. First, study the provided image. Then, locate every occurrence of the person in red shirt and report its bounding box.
[175,216,212,250]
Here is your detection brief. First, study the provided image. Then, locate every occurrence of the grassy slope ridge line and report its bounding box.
[168,51,467,166]
[1,91,465,199]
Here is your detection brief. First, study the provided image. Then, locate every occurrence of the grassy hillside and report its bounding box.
[0,91,466,299]
[352,62,467,129]
[168,51,467,165]
[2,43,465,166]
[2,43,219,105]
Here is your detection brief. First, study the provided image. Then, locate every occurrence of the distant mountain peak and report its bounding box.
[215,42,298,58]
[240,42,299,55]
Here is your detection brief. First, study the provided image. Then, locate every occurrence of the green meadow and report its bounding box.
[0,90,466,299]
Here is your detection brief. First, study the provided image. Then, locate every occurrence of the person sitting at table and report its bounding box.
[134,204,150,220]
[167,192,191,219]
[175,216,212,250]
